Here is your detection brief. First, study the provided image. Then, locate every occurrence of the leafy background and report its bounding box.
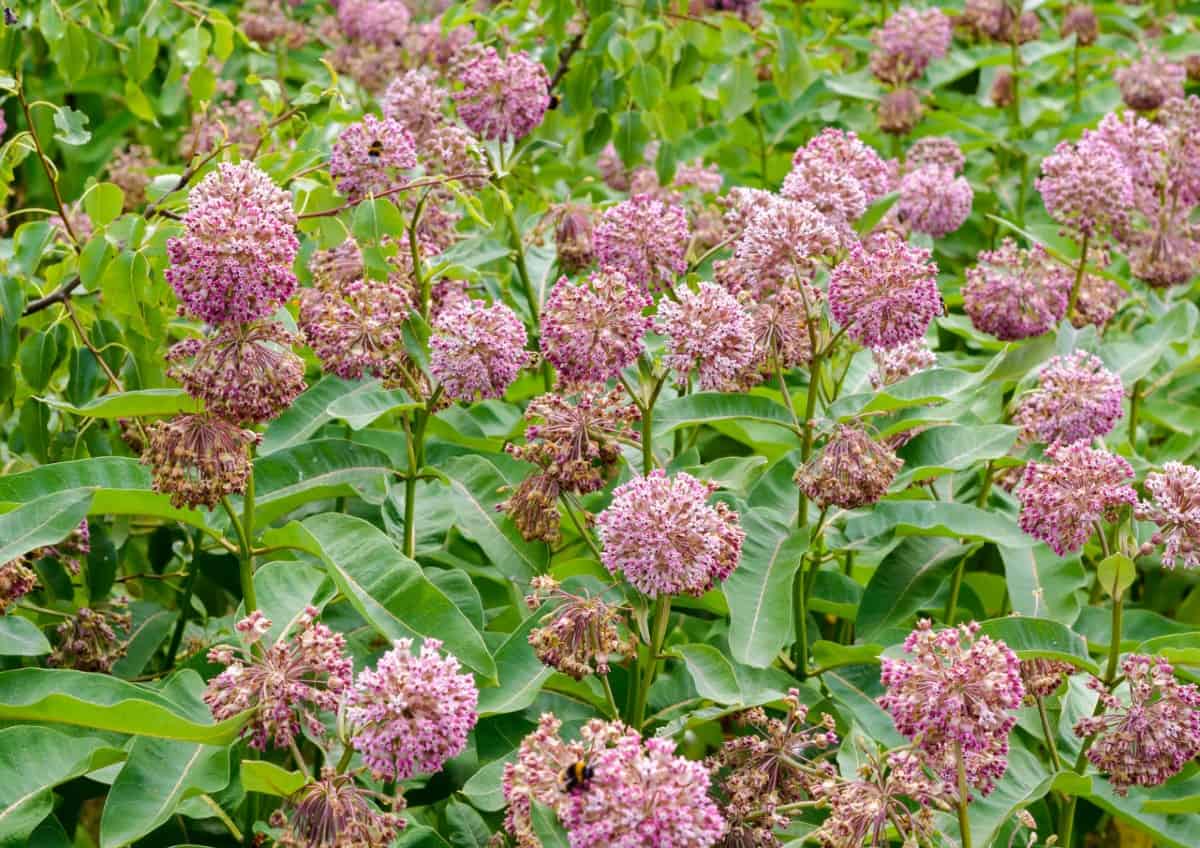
[1,0,1200,846]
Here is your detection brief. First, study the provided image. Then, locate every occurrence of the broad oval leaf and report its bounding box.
[42,388,201,418]
[0,490,93,564]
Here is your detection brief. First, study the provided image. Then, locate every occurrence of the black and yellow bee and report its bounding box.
[367,139,385,160]
[561,760,594,793]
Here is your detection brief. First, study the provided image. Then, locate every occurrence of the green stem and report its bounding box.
[1008,23,1022,137]
[163,534,201,671]
[402,388,441,559]
[1036,695,1063,772]
[1128,380,1142,453]
[600,674,620,719]
[977,461,995,508]
[221,491,256,617]
[956,741,973,848]
[503,204,538,322]
[945,552,968,625]
[1067,232,1090,316]
[409,191,431,320]
[1073,40,1082,112]
[631,596,671,728]
[798,354,823,529]
[1104,592,1123,685]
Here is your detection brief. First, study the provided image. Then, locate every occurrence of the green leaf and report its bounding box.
[19,330,59,393]
[51,106,91,146]
[100,739,230,848]
[83,183,125,228]
[264,514,495,679]
[671,643,795,707]
[999,544,1088,626]
[0,727,125,844]
[248,439,393,530]
[844,501,1028,548]
[0,458,212,532]
[0,669,247,743]
[240,760,307,798]
[477,611,553,717]
[629,64,664,109]
[42,389,201,418]
[439,455,547,582]
[854,191,900,235]
[0,490,93,565]
[654,392,797,435]
[976,616,1099,674]
[897,425,1020,483]
[444,798,492,847]
[953,744,1053,847]
[325,385,421,430]
[856,537,966,641]
[0,616,51,656]
[1097,553,1137,600]
[260,377,373,455]
[461,755,511,812]
[811,640,882,670]
[250,561,329,648]
[723,508,807,668]
[530,803,570,848]
[1086,772,1200,847]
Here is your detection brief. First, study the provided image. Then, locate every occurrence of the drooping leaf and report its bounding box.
[856,537,967,641]
[1000,544,1089,626]
[477,610,553,718]
[42,389,201,418]
[0,490,93,565]
[0,616,51,656]
[240,760,308,798]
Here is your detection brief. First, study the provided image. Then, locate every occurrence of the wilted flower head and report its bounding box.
[143,414,258,509]
[962,0,1036,42]
[329,114,417,200]
[240,0,309,49]
[347,637,478,781]
[1074,655,1200,794]
[880,619,1025,795]
[731,194,839,296]
[507,389,640,497]
[1126,220,1200,288]
[0,558,37,613]
[870,6,952,84]
[1037,132,1134,238]
[896,164,973,237]
[877,88,925,135]
[597,469,744,598]
[962,239,1070,340]
[541,271,652,386]
[554,204,595,273]
[453,47,550,141]
[337,0,410,46]
[179,99,265,160]
[1061,5,1099,45]
[794,424,903,509]
[1068,254,1125,329]
[709,690,838,844]
[526,577,634,680]
[299,274,416,388]
[165,162,299,325]
[1014,350,1124,446]
[829,232,942,349]
[167,321,305,424]
[274,768,405,848]
[657,282,755,391]
[1117,51,1186,112]
[870,339,936,388]
[1137,462,1200,569]
[1021,658,1076,699]
[48,604,131,673]
[594,194,690,292]
[812,747,951,848]
[34,520,90,575]
[431,299,529,401]
[500,473,563,544]
[909,136,966,173]
[737,285,823,386]
[782,128,891,234]
[991,68,1015,107]
[1017,441,1137,555]
[204,607,352,751]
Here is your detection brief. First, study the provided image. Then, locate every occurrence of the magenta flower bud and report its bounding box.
[1117,51,1186,112]
[963,239,1070,341]
[1014,350,1124,446]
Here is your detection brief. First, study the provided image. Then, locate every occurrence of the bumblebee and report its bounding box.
[367,139,384,160]
[561,760,594,793]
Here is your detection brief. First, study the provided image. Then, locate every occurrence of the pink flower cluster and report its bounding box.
[870,339,936,388]
[656,282,754,391]
[502,715,725,848]
[596,470,744,597]
[1037,132,1134,239]
[1014,350,1125,446]
[870,6,952,84]
[540,271,652,386]
[329,114,417,200]
[829,232,941,350]
[347,638,478,781]
[783,128,891,236]
[594,194,691,292]
[729,194,838,296]
[430,298,529,401]
[1018,442,1137,555]
[1075,655,1200,794]
[963,239,1070,340]
[880,620,1025,795]
[336,0,410,47]
[453,47,550,141]
[204,608,352,751]
[896,140,973,238]
[1137,462,1200,569]
[1116,51,1186,112]
[165,161,299,325]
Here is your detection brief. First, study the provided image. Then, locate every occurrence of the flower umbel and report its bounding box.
[1013,350,1125,446]
[273,768,406,848]
[143,414,259,509]
[1137,462,1200,569]
[430,298,529,401]
[794,424,903,510]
